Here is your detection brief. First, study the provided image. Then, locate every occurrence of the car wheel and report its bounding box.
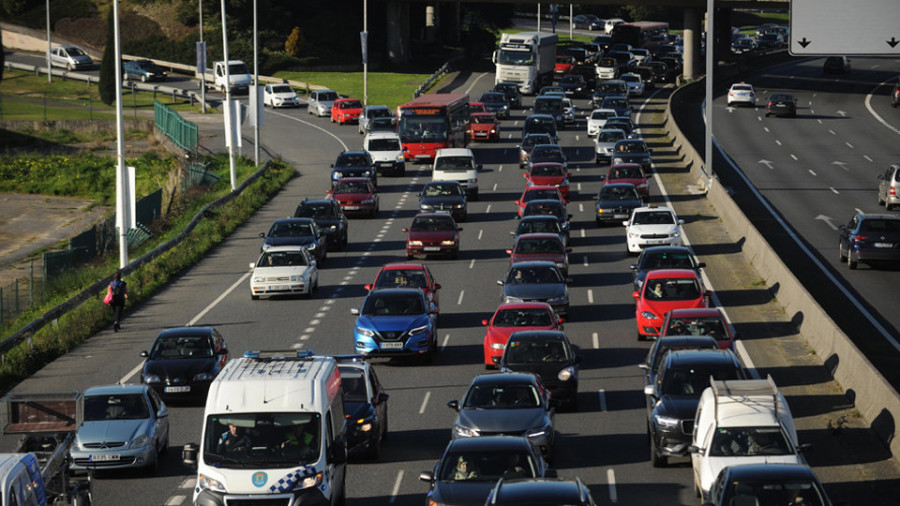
[251,294,260,300]
[342,234,349,251]
[123,72,129,81]
[141,75,147,83]
[878,193,885,206]
[848,250,858,269]
[160,432,169,455]
[838,242,847,262]
[650,434,667,467]
[765,112,770,117]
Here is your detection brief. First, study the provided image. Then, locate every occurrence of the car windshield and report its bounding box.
[398,116,448,142]
[733,85,753,92]
[721,478,825,506]
[524,118,556,135]
[366,107,392,118]
[598,58,617,67]
[516,238,564,254]
[666,317,727,338]
[709,427,794,457]
[648,340,717,371]
[531,165,564,177]
[66,47,87,57]
[609,165,644,179]
[523,203,564,219]
[505,338,569,364]
[84,394,149,421]
[435,156,474,172]
[603,98,629,109]
[643,277,701,301]
[410,216,456,231]
[860,219,900,234]
[368,138,401,151]
[597,130,626,143]
[533,100,562,114]
[441,450,537,481]
[531,146,564,161]
[493,308,554,327]
[374,269,428,289]
[470,115,496,124]
[616,142,648,154]
[269,222,314,237]
[770,94,792,101]
[464,383,540,409]
[518,219,561,236]
[336,154,370,167]
[228,63,249,74]
[524,189,560,202]
[480,93,505,104]
[338,367,368,403]
[203,413,321,467]
[522,135,552,148]
[633,211,674,225]
[424,183,463,197]
[507,266,563,285]
[271,85,293,94]
[362,292,425,316]
[497,48,534,65]
[319,91,339,101]
[257,250,309,267]
[150,335,214,360]
[369,118,394,130]
[600,186,640,201]
[641,250,697,270]
[334,181,370,194]
[622,75,640,83]
[591,110,615,120]
[660,365,741,397]
[560,76,582,85]
[340,100,362,109]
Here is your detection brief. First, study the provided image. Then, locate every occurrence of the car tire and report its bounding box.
[471,190,479,201]
[251,294,260,300]
[765,112,770,117]
[73,491,91,506]
[848,250,858,269]
[650,434,667,467]
[342,234,349,251]
[838,242,847,262]
[141,75,147,83]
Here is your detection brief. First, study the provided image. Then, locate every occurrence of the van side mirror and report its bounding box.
[183,443,198,467]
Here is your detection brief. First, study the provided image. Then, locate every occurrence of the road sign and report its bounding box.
[790,0,900,55]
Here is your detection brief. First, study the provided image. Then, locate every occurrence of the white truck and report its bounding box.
[493,32,558,95]
[197,60,253,95]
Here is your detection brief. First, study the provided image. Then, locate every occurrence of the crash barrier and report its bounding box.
[414,61,452,98]
[154,100,198,151]
[0,160,273,360]
[666,79,900,463]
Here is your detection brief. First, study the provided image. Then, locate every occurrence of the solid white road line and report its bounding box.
[607,469,618,503]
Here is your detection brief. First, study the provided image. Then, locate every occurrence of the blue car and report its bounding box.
[351,288,437,362]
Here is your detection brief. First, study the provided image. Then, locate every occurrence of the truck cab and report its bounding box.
[212,60,252,95]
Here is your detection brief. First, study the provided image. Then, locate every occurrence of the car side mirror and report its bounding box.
[567,214,573,220]
[377,392,390,403]
[593,195,599,200]
[140,350,148,358]
[183,443,199,467]
[351,308,360,315]
[477,164,483,170]
[402,227,409,232]
[419,471,435,482]
[249,262,256,269]
[566,247,573,253]
[622,221,630,227]
[258,232,266,238]
[481,319,489,326]
[457,227,463,231]
[218,348,229,356]
[632,291,640,299]
[643,384,657,397]
[505,249,513,255]
[678,219,685,225]
[687,445,701,454]
[696,262,706,269]
[447,400,460,411]
[497,280,504,286]
[629,264,638,270]
[638,362,649,370]
[798,443,812,453]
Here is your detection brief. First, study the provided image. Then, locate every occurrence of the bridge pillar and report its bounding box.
[386,0,410,64]
[683,7,700,81]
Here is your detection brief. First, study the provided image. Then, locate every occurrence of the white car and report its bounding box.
[433,148,481,200]
[622,205,684,254]
[620,73,645,97]
[49,45,93,71]
[587,108,617,137]
[561,97,576,125]
[263,83,300,108]
[594,128,627,163]
[249,246,318,299]
[727,82,756,107]
[364,131,406,176]
[307,89,339,117]
[631,48,650,63]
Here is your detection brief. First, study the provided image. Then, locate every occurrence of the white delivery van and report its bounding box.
[432,148,482,200]
[364,132,406,177]
[184,350,347,506]
[212,60,252,95]
[689,375,808,501]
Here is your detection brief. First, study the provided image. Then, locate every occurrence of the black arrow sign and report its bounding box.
[798,37,811,48]
[888,37,899,48]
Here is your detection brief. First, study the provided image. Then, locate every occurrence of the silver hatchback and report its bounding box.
[877,164,899,211]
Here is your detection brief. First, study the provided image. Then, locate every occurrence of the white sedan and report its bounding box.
[622,205,684,254]
[620,73,645,97]
[249,246,318,299]
[263,83,300,108]
[587,108,617,137]
[727,82,756,107]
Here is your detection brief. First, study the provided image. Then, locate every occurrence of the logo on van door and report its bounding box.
[252,471,268,487]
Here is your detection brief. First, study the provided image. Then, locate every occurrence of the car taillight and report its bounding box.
[890,185,896,196]
[853,235,868,242]
[767,102,773,107]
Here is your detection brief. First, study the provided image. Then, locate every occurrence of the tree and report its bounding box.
[284,26,304,57]
[0,35,5,82]
[98,6,117,106]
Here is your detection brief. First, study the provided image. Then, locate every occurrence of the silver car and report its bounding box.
[877,164,899,211]
[50,45,93,71]
[307,89,339,117]
[498,261,571,317]
[358,105,395,135]
[594,128,627,163]
[70,384,169,470]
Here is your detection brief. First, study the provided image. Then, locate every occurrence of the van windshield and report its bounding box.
[203,413,322,468]
[435,156,475,172]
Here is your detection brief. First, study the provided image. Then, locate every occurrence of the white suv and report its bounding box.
[364,132,406,176]
[432,148,481,200]
[622,205,684,254]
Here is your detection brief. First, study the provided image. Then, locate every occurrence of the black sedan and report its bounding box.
[140,327,228,402]
[612,139,653,172]
[706,463,841,506]
[479,91,510,119]
[558,74,588,99]
[498,262,572,318]
[336,355,389,459]
[294,198,349,251]
[630,246,706,291]
[638,335,719,390]
[419,436,554,506]
[500,330,581,411]
[493,82,522,109]
[259,217,328,264]
[484,478,597,506]
[418,181,468,222]
[765,93,797,118]
[593,183,643,226]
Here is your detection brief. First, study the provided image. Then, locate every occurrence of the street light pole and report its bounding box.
[220,0,236,190]
[704,0,714,185]
[363,0,368,107]
[199,0,206,113]
[46,0,51,83]
[253,0,259,166]
[113,0,130,268]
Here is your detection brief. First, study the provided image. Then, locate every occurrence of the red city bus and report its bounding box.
[397,93,470,163]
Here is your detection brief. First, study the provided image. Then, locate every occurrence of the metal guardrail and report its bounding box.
[414,61,452,98]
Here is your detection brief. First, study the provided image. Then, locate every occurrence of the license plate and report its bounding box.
[379,162,393,167]
[875,243,893,248]
[424,247,441,251]
[90,454,120,462]
[415,154,430,159]
[614,214,628,219]
[344,206,360,210]
[381,342,404,350]
[165,386,191,393]
[269,285,290,291]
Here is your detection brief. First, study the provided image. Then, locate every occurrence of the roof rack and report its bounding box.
[709,374,779,421]
[242,349,317,361]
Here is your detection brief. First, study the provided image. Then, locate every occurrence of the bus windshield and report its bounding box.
[398,116,448,142]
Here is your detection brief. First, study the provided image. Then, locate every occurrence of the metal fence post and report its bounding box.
[14,279,19,313]
[43,91,47,121]
[0,286,3,327]
[29,261,34,307]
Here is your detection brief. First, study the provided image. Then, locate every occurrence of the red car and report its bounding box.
[659,308,736,351]
[482,302,563,368]
[506,233,572,276]
[603,163,651,201]
[467,112,501,142]
[515,185,565,218]
[402,212,463,259]
[633,269,710,340]
[525,162,569,201]
[365,262,441,309]
[327,177,379,218]
[554,56,575,77]
[331,98,363,124]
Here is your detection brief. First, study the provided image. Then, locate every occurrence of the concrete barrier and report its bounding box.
[666,79,900,461]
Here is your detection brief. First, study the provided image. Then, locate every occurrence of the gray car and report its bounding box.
[498,261,571,317]
[50,45,93,71]
[877,164,899,210]
[448,372,555,460]
[594,128,627,163]
[358,105,394,134]
[307,89,339,117]
[70,384,169,471]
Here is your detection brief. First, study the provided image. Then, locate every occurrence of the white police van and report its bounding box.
[183,350,348,506]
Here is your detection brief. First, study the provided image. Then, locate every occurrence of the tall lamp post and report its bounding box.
[253,0,259,166]
[362,0,368,106]
[220,0,237,190]
[199,0,206,113]
[704,0,714,185]
[113,0,131,267]
[46,0,51,83]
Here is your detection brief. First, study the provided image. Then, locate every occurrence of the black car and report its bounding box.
[765,93,798,118]
[448,372,555,459]
[731,37,757,55]
[336,355,389,459]
[419,181,468,222]
[647,60,675,83]
[331,150,376,188]
[498,263,572,318]
[593,183,643,226]
[499,330,580,410]
[479,91,510,119]
[512,215,567,246]
[599,95,631,118]
[644,350,745,467]
[493,82,522,109]
[259,217,328,264]
[522,114,559,144]
[630,246,705,291]
[522,200,572,244]
[592,34,613,53]
[838,212,900,269]
[419,436,554,506]
[484,478,597,506]
[294,198,349,251]
[528,144,567,171]
[532,97,565,128]
[518,133,555,168]
[572,14,603,31]
[657,56,683,80]
[638,335,719,390]
[612,139,652,172]
[706,463,841,506]
[140,327,228,402]
[558,74,588,99]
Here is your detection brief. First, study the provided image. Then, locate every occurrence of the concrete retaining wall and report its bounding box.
[666,80,900,459]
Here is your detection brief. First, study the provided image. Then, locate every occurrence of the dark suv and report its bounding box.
[644,350,745,467]
[331,150,376,188]
[838,212,900,269]
[294,199,349,251]
[484,478,597,505]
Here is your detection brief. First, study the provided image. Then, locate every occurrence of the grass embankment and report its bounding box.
[274,71,434,109]
[0,155,295,393]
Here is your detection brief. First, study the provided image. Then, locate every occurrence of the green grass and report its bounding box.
[273,71,435,109]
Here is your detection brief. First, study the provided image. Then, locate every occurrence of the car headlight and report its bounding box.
[396,154,405,162]
[143,374,161,383]
[332,171,342,179]
[525,427,548,439]
[357,419,374,432]
[420,204,433,211]
[362,198,375,204]
[441,240,457,246]
[307,243,317,251]
[558,366,575,381]
[252,276,266,283]
[490,342,505,350]
[356,326,375,337]
[555,262,566,269]
[409,240,423,246]
[409,325,428,336]
[193,372,214,382]
[297,472,323,490]
[453,424,479,438]
[261,243,271,251]
[453,204,464,209]
[613,157,624,164]
[640,311,659,320]
[129,434,149,449]
[652,414,680,429]
[198,473,227,493]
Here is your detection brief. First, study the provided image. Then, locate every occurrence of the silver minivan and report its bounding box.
[877,164,900,210]
[50,45,93,71]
